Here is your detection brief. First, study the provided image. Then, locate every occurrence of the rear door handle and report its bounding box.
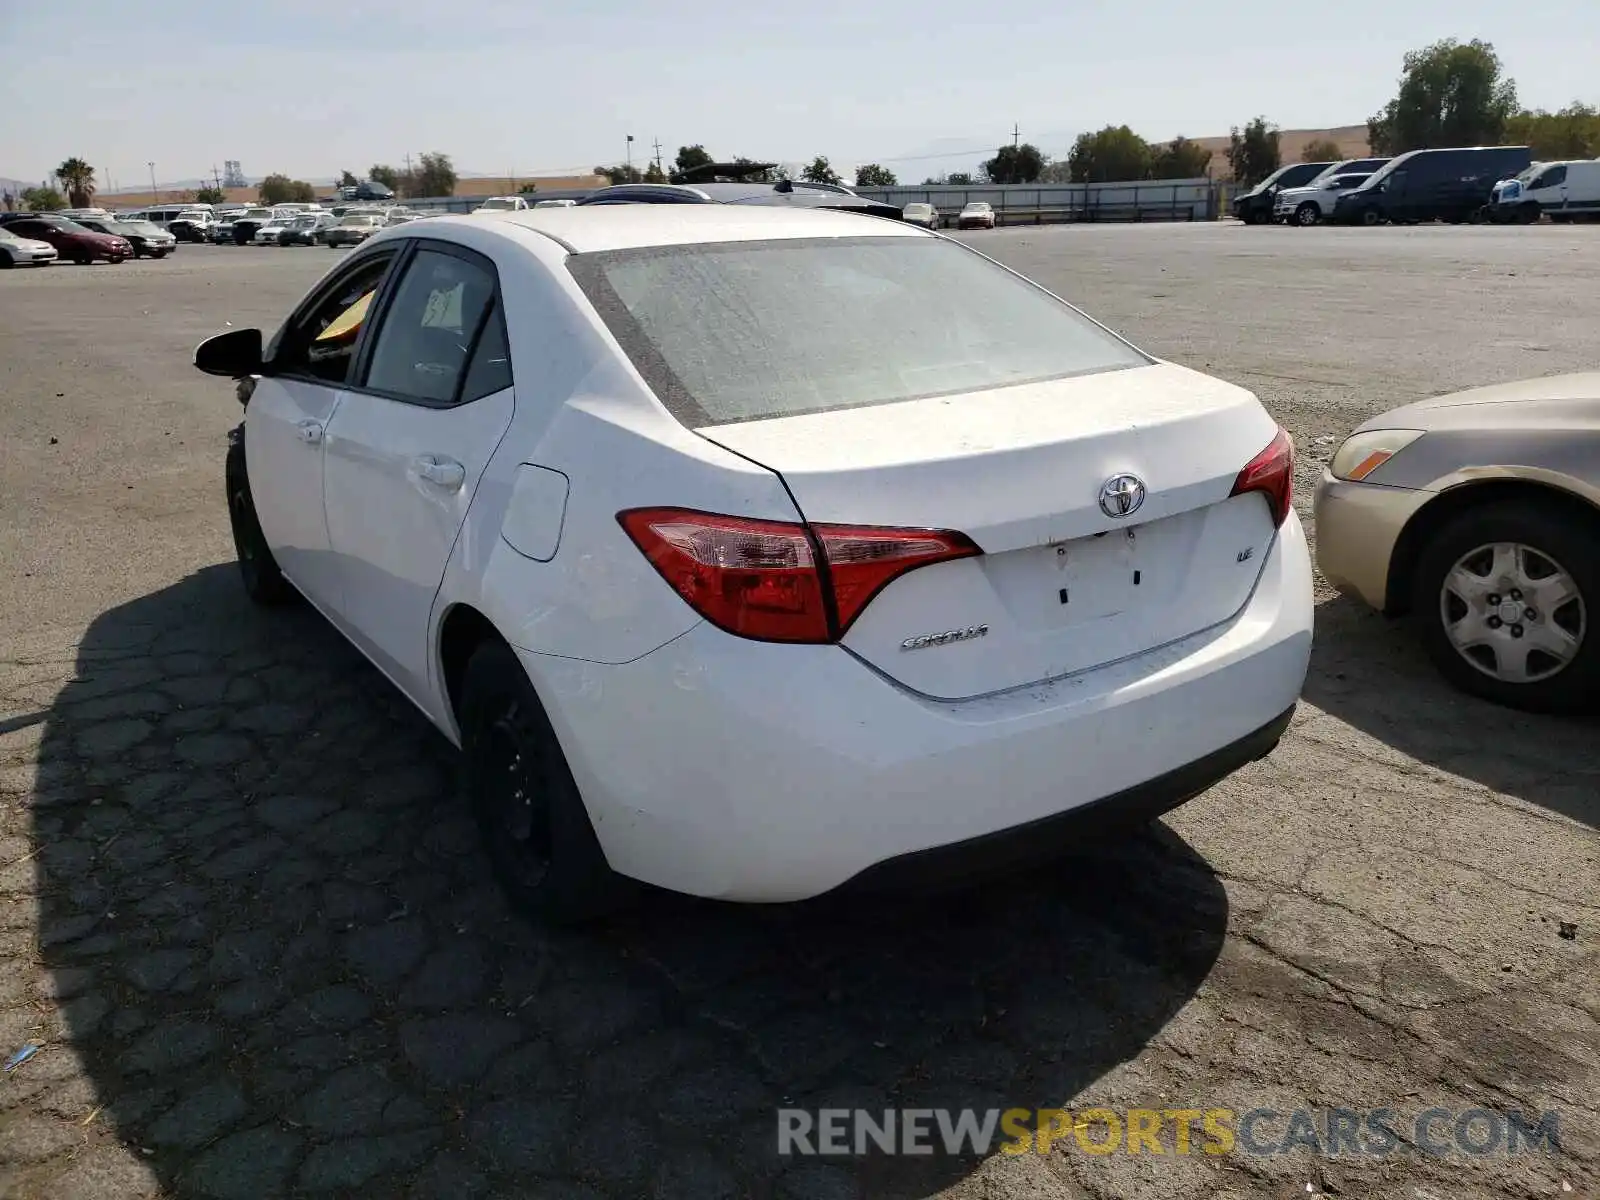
[412,454,466,492]
[296,419,324,445]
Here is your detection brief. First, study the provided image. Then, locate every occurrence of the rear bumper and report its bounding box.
[1312,469,1428,611]
[521,510,1314,902]
[835,703,1293,895]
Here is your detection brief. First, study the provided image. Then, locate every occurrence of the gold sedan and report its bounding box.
[1315,373,1599,713]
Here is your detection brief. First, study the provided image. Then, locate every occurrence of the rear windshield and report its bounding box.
[569,235,1149,426]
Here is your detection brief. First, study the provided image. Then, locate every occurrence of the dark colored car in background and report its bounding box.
[1230,161,1335,224]
[0,213,131,264]
[339,180,396,202]
[167,213,213,242]
[75,217,177,258]
[229,207,277,245]
[1329,146,1532,225]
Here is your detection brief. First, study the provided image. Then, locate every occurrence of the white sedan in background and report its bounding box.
[253,218,295,245]
[958,201,997,229]
[475,196,530,213]
[195,205,1312,921]
[902,202,940,230]
[0,226,59,266]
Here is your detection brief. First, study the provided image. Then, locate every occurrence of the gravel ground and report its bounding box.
[0,228,1596,1200]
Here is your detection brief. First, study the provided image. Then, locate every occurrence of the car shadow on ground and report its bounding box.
[24,565,1229,1199]
[1304,594,1599,830]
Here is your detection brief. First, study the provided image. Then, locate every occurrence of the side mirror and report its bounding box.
[194,327,264,378]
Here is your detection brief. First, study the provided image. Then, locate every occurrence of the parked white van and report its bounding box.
[1490,159,1600,223]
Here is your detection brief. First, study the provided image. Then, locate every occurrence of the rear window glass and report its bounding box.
[569,236,1149,426]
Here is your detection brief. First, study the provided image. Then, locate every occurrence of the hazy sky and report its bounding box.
[3,0,1595,189]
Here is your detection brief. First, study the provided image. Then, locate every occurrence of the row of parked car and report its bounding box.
[1232,146,1600,227]
[0,210,168,265]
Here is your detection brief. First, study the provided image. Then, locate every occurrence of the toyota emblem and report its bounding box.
[1098,474,1146,518]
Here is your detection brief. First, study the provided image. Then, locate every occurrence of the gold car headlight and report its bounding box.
[1329,429,1426,482]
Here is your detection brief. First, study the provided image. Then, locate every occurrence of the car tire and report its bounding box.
[1411,500,1598,714]
[0,254,12,269]
[1360,209,1384,227]
[225,438,296,606]
[459,639,634,925]
[1294,202,1320,226]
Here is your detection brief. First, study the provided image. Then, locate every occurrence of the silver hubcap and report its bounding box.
[1440,542,1586,683]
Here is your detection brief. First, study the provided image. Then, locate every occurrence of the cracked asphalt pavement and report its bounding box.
[1,227,1597,1199]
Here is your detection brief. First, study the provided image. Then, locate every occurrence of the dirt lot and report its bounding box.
[1,228,1596,1200]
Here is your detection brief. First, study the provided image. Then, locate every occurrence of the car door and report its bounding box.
[1539,164,1568,213]
[246,248,401,612]
[320,240,515,703]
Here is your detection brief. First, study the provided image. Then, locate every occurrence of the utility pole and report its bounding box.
[625,134,634,177]
[1013,123,1020,148]
[148,161,157,201]
[212,164,222,191]
[652,138,664,173]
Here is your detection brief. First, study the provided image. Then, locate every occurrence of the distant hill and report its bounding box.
[1193,125,1372,177]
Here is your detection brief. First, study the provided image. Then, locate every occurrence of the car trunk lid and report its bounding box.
[698,362,1284,699]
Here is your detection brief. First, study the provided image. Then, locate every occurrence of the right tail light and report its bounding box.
[1230,427,1294,526]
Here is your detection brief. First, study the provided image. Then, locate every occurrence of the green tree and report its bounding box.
[643,160,668,183]
[21,186,65,211]
[801,156,841,185]
[339,169,360,188]
[855,163,898,187]
[595,163,643,184]
[1228,117,1281,185]
[54,157,96,208]
[195,186,225,204]
[1367,39,1518,155]
[412,152,456,198]
[674,145,713,175]
[982,143,1046,184]
[258,173,297,204]
[369,164,400,191]
[730,157,780,182]
[1068,126,1153,183]
[1504,102,1600,159]
[1300,137,1343,164]
[1150,136,1213,179]
[944,172,976,186]
[518,181,539,194]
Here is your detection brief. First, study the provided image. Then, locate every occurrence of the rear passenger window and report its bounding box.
[362,248,500,405]
[460,305,513,402]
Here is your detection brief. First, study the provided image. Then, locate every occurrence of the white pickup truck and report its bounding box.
[1274,171,1377,225]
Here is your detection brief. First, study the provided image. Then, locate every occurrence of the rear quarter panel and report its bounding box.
[427,227,804,723]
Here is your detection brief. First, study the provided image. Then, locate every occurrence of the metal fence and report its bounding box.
[854,179,1219,224]
[398,178,1229,224]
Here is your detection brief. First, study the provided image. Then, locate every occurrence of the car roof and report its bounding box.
[463,203,929,254]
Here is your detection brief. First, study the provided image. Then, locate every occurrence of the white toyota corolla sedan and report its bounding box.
[195,205,1313,921]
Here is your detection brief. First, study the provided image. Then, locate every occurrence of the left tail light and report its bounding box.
[1229,427,1294,527]
[618,508,980,643]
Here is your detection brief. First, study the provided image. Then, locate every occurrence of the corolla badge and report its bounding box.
[900,624,990,652]
[1098,473,1146,518]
